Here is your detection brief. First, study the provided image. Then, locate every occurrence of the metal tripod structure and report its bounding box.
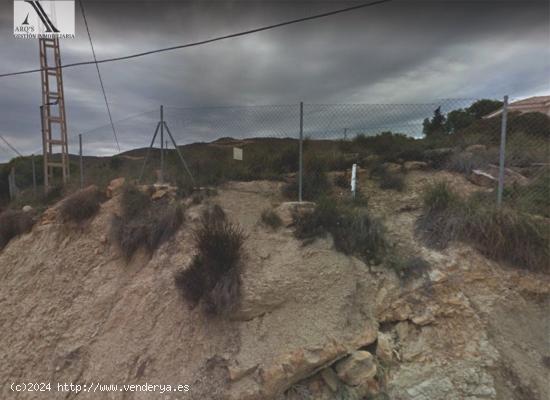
[39,37,69,192]
[138,106,195,185]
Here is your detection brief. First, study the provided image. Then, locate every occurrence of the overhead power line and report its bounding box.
[0,134,23,157]
[0,0,391,78]
[79,0,121,152]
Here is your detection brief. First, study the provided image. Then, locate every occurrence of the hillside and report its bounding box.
[0,166,548,399]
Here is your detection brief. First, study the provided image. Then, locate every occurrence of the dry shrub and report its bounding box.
[260,208,282,229]
[417,182,549,272]
[111,184,183,260]
[294,196,387,264]
[59,186,103,224]
[379,173,405,191]
[388,255,431,280]
[0,210,34,250]
[334,173,349,189]
[175,205,245,315]
[370,162,405,191]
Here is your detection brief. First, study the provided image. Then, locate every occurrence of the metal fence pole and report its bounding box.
[79,134,84,189]
[31,154,37,197]
[298,102,304,202]
[8,167,16,200]
[160,105,164,184]
[497,95,509,206]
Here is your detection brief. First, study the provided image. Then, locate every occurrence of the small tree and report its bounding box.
[445,109,475,133]
[467,99,503,119]
[423,106,446,137]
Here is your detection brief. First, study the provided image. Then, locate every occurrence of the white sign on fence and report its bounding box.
[233,147,243,161]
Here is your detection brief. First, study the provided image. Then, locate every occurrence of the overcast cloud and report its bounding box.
[0,0,548,161]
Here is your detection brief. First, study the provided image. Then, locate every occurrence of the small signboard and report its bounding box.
[233,147,243,161]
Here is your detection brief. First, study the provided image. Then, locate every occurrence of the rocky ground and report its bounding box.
[0,170,548,400]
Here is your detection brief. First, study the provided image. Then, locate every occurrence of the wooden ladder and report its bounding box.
[39,37,69,191]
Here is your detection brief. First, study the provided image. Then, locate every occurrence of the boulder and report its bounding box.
[335,351,377,386]
[486,164,529,187]
[106,177,125,198]
[22,205,33,213]
[403,161,428,171]
[468,166,529,188]
[320,368,340,392]
[274,201,316,227]
[468,169,497,187]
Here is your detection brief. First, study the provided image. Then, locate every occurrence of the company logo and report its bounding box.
[14,0,75,38]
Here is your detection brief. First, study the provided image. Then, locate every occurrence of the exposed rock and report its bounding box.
[106,177,125,198]
[468,165,529,188]
[395,321,411,342]
[486,164,529,187]
[411,308,436,326]
[320,368,340,392]
[335,351,377,386]
[376,332,394,364]
[468,169,497,187]
[403,161,428,171]
[465,144,487,153]
[39,207,58,225]
[22,205,33,213]
[150,184,177,201]
[274,201,316,227]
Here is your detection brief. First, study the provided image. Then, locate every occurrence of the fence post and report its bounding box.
[79,134,84,189]
[497,95,509,207]
[298,102,304,202]
[351,163,357,199]
[160,105,164,184]
[31,154,37,197]
[8,167,16,200]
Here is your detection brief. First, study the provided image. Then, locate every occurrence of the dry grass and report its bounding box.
[59,186,103,224]
[293,196,387,265]
[417,182,549,273]
[0,210,34,250]
[111,184,183,260]
[175,205,246,315]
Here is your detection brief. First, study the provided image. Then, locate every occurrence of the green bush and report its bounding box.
[175,205,245,315]
[293,196,339,240]
[59,186,103,224]
[0,210,34,250]
[353,131,426,163]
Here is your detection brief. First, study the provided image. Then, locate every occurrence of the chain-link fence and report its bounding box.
[2,97,549,217]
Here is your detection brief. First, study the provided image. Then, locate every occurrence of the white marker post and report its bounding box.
[351,163,357,199]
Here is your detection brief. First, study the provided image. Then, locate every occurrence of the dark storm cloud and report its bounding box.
[0,0,548,161]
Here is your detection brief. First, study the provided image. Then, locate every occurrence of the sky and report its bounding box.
[0,0,549,161]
